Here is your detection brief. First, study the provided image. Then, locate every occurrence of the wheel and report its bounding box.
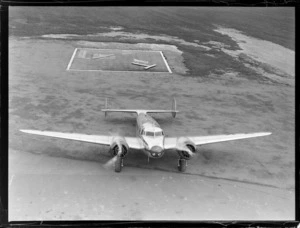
[178,159,187,172]
[114,156,123,173]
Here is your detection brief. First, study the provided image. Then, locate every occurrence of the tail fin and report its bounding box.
[105,97,108,109]
[102,97,140,116]
[172,97,177,118]
[104,98,108,117]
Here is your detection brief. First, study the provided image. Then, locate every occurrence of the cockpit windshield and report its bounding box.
[155,131,163,136]
[144,131,163,137]
[145,131,154,136]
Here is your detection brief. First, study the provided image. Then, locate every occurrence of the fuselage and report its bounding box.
[136,113,165,158]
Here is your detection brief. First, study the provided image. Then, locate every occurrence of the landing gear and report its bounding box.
[115,156,123,173]
[178,158,187,172]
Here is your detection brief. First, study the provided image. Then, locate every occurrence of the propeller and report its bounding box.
[103,155,118,169]
[103,129,127,169]
[176,144,195,159]
[103,142,122,169]
[183,148,194,158]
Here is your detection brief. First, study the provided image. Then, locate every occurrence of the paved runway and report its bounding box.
[9,149,294,221]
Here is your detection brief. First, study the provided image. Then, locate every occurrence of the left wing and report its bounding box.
[20,129,144,149]
[164,132,271,149]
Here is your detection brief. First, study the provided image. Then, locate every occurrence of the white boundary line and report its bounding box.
[160,51,172,74]
[66,47,169,73]
[75,47,161,52]
[66,48,78,71]
[68,69,169,73]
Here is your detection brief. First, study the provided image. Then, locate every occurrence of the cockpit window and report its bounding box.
[155,131,163,136]
[144,131,163,137]
[145,131,154,136]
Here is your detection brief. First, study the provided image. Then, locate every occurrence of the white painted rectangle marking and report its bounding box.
[77,47,160,52]
[160,51,172,73]
[144,64,156,70]
[67,48,169,73]
[67,69,168,73]
[66,48,78,71]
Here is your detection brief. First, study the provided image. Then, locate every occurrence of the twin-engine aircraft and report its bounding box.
[20,98,271,172]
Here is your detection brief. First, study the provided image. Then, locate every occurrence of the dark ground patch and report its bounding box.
[9,7,294,79]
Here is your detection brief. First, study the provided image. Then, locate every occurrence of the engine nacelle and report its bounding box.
[109,136,129,158]
[176,137,197,160]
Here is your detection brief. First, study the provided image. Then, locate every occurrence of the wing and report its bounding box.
[20,130,144,149]
[122,137,144,150]
[164,132,271,149]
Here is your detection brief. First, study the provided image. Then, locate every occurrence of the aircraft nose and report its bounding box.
[151,146,163,153]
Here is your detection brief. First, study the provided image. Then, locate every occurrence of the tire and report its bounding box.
[115,156,122,173]
[178,159,187,172]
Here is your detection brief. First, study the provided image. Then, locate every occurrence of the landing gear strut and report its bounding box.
[115,156,124,172]
[178,158,187,172]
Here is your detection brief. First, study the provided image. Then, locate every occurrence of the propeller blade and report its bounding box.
[179,145,193,154]
[103,156,118,169]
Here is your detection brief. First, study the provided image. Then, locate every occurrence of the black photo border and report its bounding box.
[0,1,299,227]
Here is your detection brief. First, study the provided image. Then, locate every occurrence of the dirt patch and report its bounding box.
[73,41,188,74]
[41,31,211,51]
[77,41,183,53]
[214,26,295,77]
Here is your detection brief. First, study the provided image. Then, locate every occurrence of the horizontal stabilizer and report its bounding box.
[102,97,178,118]
[101,109,179,115]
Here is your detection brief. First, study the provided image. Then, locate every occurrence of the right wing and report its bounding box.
[20,129,144,149]
[188,132,272,146]
[164,132,271,149]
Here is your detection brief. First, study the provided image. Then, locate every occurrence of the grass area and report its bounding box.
[8,7,294,190]
[9,38,295,190]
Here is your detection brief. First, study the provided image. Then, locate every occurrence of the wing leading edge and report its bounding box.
[164,132,271,149]
[20,130,271,150]
[19,130,144,150]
